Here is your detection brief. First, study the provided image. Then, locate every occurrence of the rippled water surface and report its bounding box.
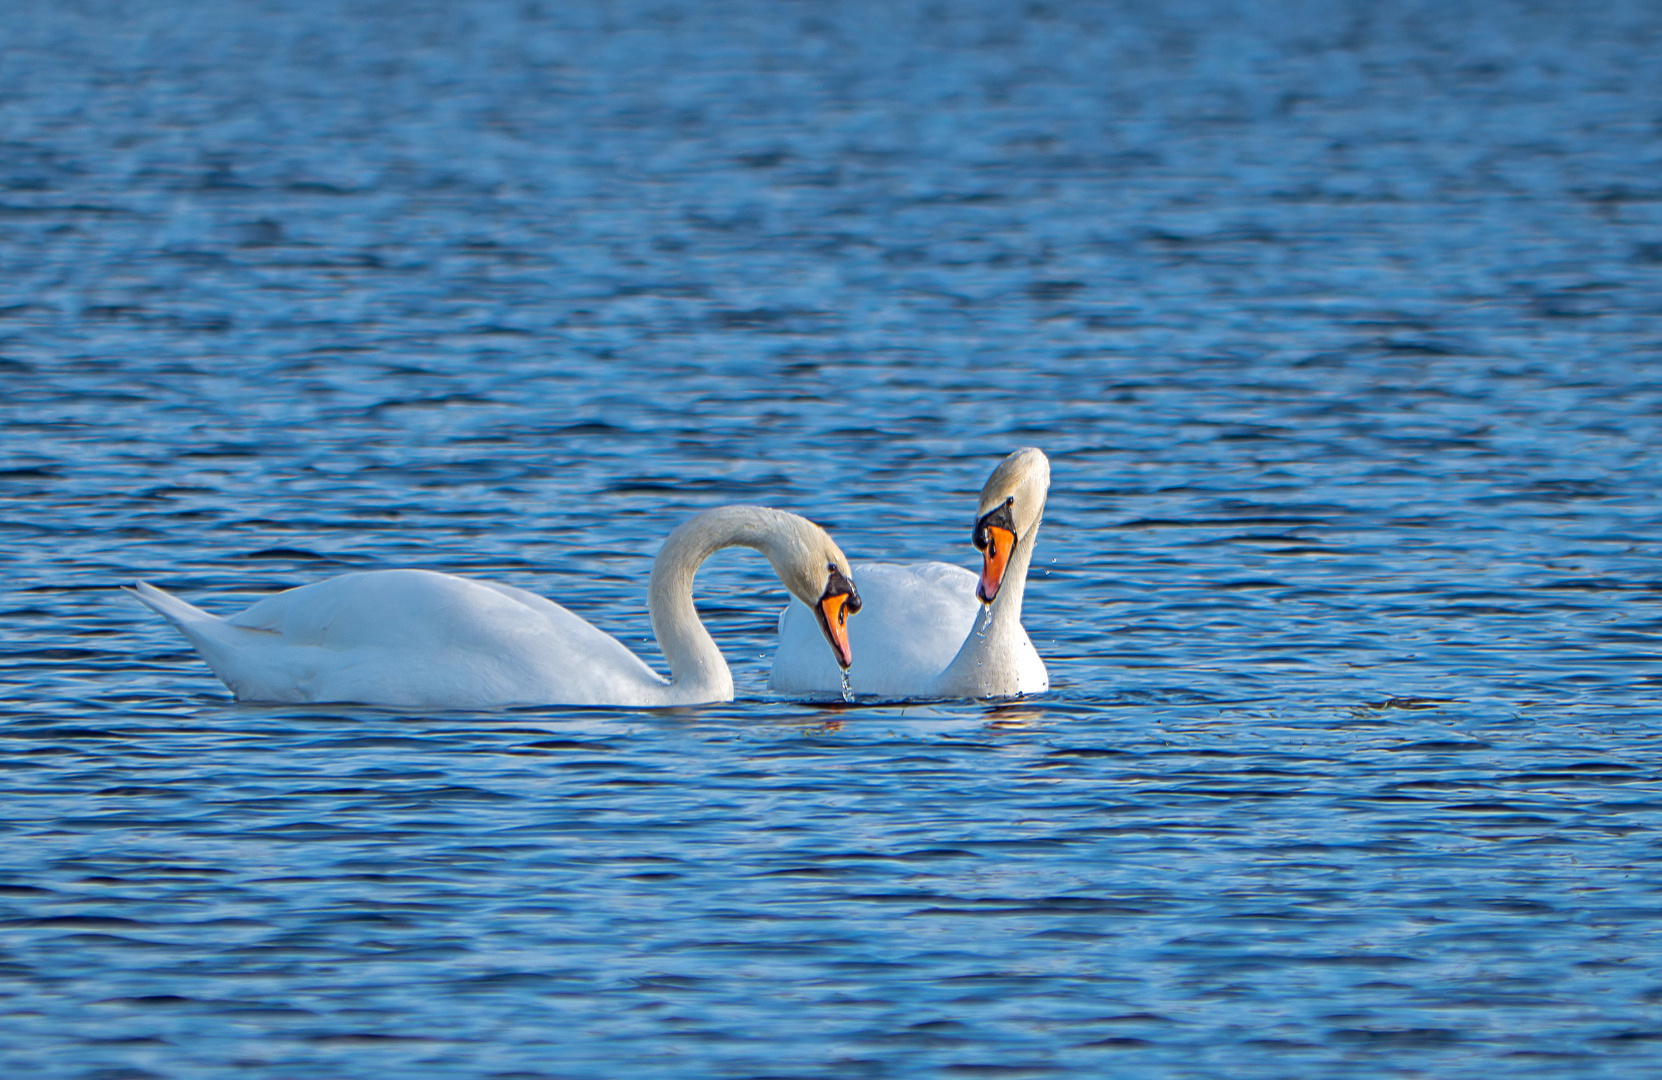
[5,1,1662,1076]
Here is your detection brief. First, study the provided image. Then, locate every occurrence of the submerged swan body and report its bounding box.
[770,448,1050,700]
[128,505,860,709]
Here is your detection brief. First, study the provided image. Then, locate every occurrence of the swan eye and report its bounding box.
[814,566,860,669]
[819,563,859,616]
[973,497,1018,552]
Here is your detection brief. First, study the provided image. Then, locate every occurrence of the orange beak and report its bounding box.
[977,526,1015,604]
[818,592,854,669]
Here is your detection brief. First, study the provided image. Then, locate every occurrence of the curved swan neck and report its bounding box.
[647,506,806,704]
[934,488,1047,696]
[973,447,1050,639]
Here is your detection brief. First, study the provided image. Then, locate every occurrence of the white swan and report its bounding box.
[769,447,1050,700]
[127,505,861,709]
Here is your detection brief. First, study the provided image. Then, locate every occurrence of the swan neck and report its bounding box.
[987,516,1039,631]
[933,502,1044,695]
[646,506,798,703]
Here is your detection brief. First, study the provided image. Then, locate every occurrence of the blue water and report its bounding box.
[4,1,1662,1076]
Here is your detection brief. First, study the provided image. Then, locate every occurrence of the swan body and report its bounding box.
[770,448,1050,701]
[128,505,860,709]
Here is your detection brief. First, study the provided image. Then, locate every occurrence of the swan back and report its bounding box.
[128,571,666,708]
[771,561,979,698]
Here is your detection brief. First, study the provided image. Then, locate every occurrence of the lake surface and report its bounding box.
[4,1,1662,1076]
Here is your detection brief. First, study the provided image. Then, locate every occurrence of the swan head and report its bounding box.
[971,447,1050,604]
[765,515,862,670]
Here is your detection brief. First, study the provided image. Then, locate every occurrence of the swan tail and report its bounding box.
[125,581,279,698]
[125,581,218,628]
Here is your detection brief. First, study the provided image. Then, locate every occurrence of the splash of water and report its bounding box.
[840,669,853,704]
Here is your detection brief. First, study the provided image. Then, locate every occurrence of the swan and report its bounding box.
[769,447,1049,700]
[126,505,862,709]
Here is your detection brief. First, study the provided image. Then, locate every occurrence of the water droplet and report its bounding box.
[840,669,854,704]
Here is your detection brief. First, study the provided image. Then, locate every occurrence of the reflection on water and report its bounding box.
[981,705,1048,731]
[3,0,1662,1077]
